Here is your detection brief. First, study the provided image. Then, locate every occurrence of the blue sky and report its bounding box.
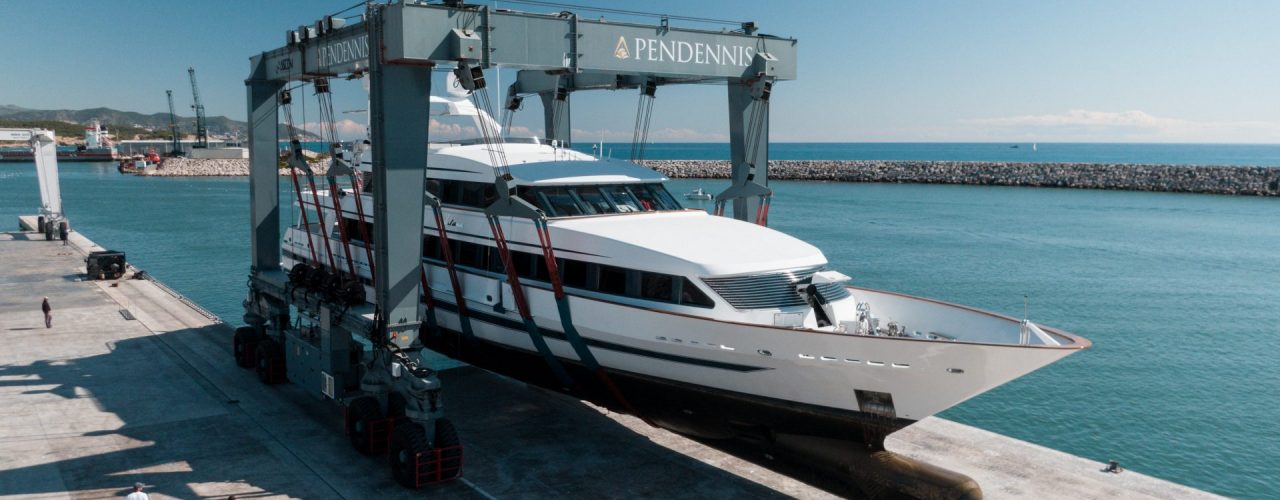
[3,0,1279,142]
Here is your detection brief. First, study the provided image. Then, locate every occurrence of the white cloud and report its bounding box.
[297,119,367,141]
[963,109,1280,142]
[430,119,476,139]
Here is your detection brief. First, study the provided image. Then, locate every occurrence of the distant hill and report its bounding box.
[0,105,318,141]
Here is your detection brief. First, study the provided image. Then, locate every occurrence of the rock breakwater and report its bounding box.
[150,158,327,177]
[148,158,1280,196]
[643,160,1280,196]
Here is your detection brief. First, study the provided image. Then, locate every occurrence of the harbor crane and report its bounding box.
[0,127,64,238]
[188,66,209,148]
[241,0,794,491]
[165,90,183,156]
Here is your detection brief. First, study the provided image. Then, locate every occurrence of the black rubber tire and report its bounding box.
[255,339,283,385]
[431,418,462,481]
[388,422,430,489]
[232,326,259,368]
[346,396,384,455]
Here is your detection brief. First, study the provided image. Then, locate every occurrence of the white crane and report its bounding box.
[0,128,63,223]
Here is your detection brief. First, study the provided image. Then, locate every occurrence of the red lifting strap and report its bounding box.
[532,221,655,427]
[327,182,358,277]
[288,167,318,264]
[431,206,474,338]
[306,175,339,272]
[348,173,376,281]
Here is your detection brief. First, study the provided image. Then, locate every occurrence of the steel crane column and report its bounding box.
[368,11,430,350]
[245,63,283,276]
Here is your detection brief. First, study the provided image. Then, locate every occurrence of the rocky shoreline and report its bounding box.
[643,160,1280,197]
[149,158,1280,196]
[150,157,327,177]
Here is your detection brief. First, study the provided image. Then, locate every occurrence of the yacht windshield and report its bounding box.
[518,183,683,217]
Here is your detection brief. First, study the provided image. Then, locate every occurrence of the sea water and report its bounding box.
[1,149,1276,497]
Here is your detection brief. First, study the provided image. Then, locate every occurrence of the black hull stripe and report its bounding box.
[432,300,769,373]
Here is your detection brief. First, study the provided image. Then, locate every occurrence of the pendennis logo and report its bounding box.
[614,36,630,59]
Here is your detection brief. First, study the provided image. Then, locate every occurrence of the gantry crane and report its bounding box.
[241,2,793,489]
[165,90,183,156]
[187,67,208,148]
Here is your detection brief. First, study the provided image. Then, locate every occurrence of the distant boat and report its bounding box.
[1010,145,1020,149]
[1033,143,1037,152]
[684,187,713,201]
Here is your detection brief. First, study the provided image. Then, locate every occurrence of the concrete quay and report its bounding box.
[645,160,1280,196]
[0,219,1220,499]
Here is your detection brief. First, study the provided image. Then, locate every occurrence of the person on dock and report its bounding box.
[125,482,149,500]
[41,297,51,328]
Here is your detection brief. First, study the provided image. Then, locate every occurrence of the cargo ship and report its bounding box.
[0,121,118,162]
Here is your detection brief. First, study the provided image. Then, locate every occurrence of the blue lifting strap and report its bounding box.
[488,215,573,387]
[533,219,653,425]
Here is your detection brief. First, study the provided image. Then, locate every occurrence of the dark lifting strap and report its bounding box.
[488,215,572,387]
[430,201,473,339]
[532,219,653,424]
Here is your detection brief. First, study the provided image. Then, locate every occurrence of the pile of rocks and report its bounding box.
[642,160,1280,197]
[151,158,327,177]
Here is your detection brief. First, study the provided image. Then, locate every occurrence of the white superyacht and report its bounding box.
[280,96,1089,450]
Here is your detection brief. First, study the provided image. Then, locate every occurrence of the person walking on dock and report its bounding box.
[41,297,52,328]
[125,482,149,500]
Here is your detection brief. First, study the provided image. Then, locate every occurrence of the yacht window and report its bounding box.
[573,186,614,214]
[461,182,496,207]
[345,218,371,243]
[436,180,497,208]
[487,247,505,273]
[455,241,486,268]
[561,259,590,288]
[679,278,715,308]
[640,273,673,302]
[603,185,642,212]
[598,265,628,295]
[519,188,539,208]
[646,184,682,210]
[541,187,585,217]
[512,251,536,279]
[630,185,663,211]
[531,252,551,281]
[423,235,441,259]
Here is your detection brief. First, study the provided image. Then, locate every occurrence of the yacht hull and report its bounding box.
[424,320,914,446]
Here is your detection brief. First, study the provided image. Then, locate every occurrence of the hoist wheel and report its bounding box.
[232,326,260,368]
[255,339,285,385]
[388,422,429,488]
[346,396,384,455]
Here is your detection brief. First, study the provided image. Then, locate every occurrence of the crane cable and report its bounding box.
[315,78,360,280]
[280,90,318,266]
[629,80,657,162]
[744,78,772,226]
